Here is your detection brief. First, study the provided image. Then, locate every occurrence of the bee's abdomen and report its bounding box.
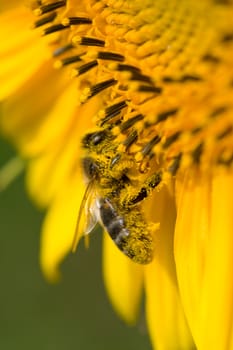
[98,198,129,241]
[98,198,154,264]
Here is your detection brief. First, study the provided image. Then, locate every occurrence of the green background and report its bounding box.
[0,137,152,350]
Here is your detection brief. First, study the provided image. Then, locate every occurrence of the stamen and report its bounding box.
[53,44,73,57]
[73,60,98,76]
[80,79,117,103]
[62,17,92,26]
[156,108,178,123]
[120,114,144,132]
[34,1,66,16]
[202,54,220,63]
[216,126,233,140]
[138,85,162,93]
[97,52,125,62]
[192,126,203,134]
[163,75,202,83]
[141,135,161,156]
[90,79,117,97]
[100,100,128,126]
[33,12,57,28]
[130,72,153,84]
[123,130,138,150]
[72,36,105,47]
[55,55,82,68]
[117,64,141,73]
[162,132,180,148]
[43,23,68,35]
[221,33,233,43]
[168,153,182,175]
[179,75,202,82]
[210,106,228,118]
[192,143,204,163]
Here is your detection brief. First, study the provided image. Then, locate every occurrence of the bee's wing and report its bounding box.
[71,180,98,252]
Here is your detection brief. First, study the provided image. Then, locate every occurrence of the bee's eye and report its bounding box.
[82,157,99,179]
[82,131,107,148]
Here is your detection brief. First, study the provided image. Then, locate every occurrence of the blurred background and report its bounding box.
[0,136,152,350]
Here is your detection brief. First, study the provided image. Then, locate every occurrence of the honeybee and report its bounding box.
[72,129,162,264]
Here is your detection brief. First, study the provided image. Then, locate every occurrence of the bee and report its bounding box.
[72,129,162,264]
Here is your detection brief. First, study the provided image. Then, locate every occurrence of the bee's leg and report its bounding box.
[123,171,163,207]
[110,155,135,179]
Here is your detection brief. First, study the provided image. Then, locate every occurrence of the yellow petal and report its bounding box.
[197,171,233,349]
[0,0,22,11]
[103,232,144,325]
[0,6,50,100]
[26,135,82,207]
[174,173,211,344]
[40,175,86,282]
[145,186,194,350]
[175,170,233,349]
[1,61,69,149]
[26,97,101,207]
[18,81,79,156]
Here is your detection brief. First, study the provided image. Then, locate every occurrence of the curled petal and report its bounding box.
[175,171,233,349]
[103,232,144,325]
[40,175,86,282]
[145,187,194,349]
[198,171,233,349]
[174,173,211,344]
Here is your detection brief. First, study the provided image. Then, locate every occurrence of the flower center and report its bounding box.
[32,0,233,180]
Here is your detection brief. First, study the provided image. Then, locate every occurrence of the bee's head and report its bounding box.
[82,130,108,149]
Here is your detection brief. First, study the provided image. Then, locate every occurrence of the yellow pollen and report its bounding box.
[61,17,70,26]
[53,60,63,69]
[72,36,82,46]
[33,8,42,16]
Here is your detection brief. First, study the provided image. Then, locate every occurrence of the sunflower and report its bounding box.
[1,0,233,349]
